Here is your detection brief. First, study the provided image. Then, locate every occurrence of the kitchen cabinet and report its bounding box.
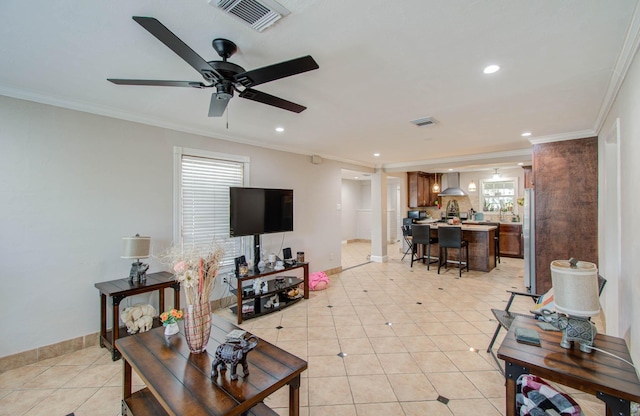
[408,172,441,208]
[500,223,523,258]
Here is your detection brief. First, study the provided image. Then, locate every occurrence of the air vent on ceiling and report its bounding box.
[211,0,290,32]
[410,117,437,127]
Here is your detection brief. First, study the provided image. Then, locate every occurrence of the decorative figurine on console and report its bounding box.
[211,336,259,381]
[541,311,597,353]
[264,294,279,309]
[121,303,156,334]
[252,278,266,294]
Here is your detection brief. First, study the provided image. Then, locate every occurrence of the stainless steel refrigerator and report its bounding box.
[523,188,536,293]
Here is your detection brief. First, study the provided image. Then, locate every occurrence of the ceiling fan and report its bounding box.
[107,16,319,117]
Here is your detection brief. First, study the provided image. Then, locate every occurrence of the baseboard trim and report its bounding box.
[0,331,100,373]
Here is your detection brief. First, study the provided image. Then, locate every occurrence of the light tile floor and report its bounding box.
[0,242,606,416]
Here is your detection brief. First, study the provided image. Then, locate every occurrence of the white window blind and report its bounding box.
[180,154,245,269]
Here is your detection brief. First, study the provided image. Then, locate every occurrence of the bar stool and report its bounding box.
[437,226,469,277]
[401,218,413,261]
[410,224,439,269]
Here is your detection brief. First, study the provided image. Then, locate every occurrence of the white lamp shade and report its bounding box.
[550,260,600,317]
[121,235,151,259]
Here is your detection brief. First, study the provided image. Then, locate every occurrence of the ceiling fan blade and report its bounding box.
[234,56,319,88]
[209,93,231,117]
[132,16,222,82]
[108,79,208,88]
[239,88,306,113]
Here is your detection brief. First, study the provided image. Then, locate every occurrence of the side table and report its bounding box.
[497,316,640,416]
[95,271,180,360]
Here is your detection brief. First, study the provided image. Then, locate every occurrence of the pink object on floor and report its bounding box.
[309,271,329,291]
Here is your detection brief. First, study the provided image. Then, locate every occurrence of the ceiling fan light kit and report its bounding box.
[107,16,318,117]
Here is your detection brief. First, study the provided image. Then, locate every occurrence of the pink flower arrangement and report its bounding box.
[161,244,224,305]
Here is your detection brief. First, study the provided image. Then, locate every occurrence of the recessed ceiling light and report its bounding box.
[448,168,453,171]
[275,127,284,132]
[483,64,500,74]
[521,132,532,137]
[517,162,524,166]
[373,153,380,157]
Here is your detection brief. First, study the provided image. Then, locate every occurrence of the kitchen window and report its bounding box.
[480,178,517,213]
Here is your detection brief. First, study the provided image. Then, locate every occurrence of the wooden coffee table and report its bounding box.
[116,315,307,416]
[497,316,640,416]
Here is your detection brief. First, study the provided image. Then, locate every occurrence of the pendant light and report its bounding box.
[468,180,477,192]
[432,175,440,193]
[492,168,501,180]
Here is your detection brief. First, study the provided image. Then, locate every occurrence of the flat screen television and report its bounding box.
[229,187,294,238]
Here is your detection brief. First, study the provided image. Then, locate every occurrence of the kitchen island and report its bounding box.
[414,221,497,272]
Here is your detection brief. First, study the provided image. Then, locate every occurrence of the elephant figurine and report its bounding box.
[543,313,597,353]
[211,336,259,381]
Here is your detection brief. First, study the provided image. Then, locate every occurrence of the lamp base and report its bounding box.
[128,260,150,284]
[545,314,597,353]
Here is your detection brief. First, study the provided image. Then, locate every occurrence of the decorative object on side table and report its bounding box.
[160,308,183,337]
[161,243,224,353]
[211,334,259,381]
[542,258,600,353]
[121,234,151,283]
[121,303,156,334]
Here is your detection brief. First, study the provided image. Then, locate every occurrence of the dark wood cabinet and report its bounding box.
[500,223,523,258]
[408,172,440,207]
[408,171,428,207]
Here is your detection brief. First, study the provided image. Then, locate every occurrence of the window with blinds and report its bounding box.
[177,150,248,270]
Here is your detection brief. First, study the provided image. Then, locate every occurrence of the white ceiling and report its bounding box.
[1,0,638,172]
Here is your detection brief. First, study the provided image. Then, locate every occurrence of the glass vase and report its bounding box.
[184,301,212,354]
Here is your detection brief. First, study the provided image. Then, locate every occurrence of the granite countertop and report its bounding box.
[463,220,523,225]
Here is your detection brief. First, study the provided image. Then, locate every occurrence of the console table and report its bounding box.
[233,262,309,324]
[94,271,180,360]
[116,315,307,416]
[497,316,640,416]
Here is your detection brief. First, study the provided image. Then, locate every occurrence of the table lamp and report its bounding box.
[122,234,151,283]
[549,258,600,353]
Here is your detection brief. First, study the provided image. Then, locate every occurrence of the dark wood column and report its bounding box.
[533,137,598,293]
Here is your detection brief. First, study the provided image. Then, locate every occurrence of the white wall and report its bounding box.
[0,95,351,357]
[599,45,640,366]
[340,179,360,241]
[341,178,400,243]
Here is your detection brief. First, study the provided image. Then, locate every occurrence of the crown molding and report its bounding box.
[0,86,376,168]
[382,148,532,171]
[528,129,597,145]
[592,0,640,135]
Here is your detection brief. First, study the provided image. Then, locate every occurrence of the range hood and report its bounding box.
[438,172,467,196]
